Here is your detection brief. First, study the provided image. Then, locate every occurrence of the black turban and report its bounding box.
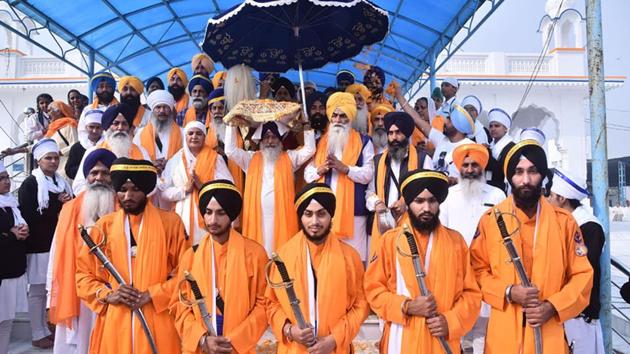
[101,103,137,130]
[504,140,548,184]
[261,121,283,140]
[384,111,414,138]
[82,148,116,177]
[295,183,336,218]
[401,169,449,204]
[198,180,242,221]
[144,76,164,91]
[110,158,157,195]
[306,91,327,111]
[272,76,296,99]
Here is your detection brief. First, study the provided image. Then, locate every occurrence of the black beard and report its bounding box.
[388,139,409,160]
[300,220,332,243]
[168,86,185,101]
[512,183,542,210]
[96,91,114,104]
[120,196,147,215]
[120,95,141,108]
[309,113,328,131]
[408,210,440,233]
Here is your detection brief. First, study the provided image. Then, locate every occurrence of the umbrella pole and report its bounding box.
[298,61,308,121]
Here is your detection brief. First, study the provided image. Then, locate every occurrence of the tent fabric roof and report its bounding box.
[13,0,482,90]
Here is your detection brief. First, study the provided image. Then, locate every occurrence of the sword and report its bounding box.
[493,208,543,354]
[183,271,216,336]
[78,225,158,354]
[398,224,452,354]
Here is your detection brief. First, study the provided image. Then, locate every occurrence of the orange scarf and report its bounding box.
[132,106,146,127]
[182,146,218,236]
[175,94,189,114]
[139,121,182,161]
[45,117,77,138]
[91,97,119,109]
[370,144,419,255]
[98,140,145,159]
[315,130,362,238]
[242,152,297,251]
[184,108,218,148]
[49,193,83,328]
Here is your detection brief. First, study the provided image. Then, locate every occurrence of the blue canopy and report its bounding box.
[12,0,488,91]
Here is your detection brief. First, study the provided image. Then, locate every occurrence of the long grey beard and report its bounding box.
[262,144,282,165]
[352,107,369,135]
[83,183,115,226]
[213,118,226,142]
[372,129,388,152]
[327,124,350,157]
[106,130,132,158]
[458,174,486,200]
[151,115,171,135]
[389,144,408,162]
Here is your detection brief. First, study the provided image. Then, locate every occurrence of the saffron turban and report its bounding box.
[198,180,242,221]
[212,71,226,88]
[167,68,188,87]
[520,127,546,145]
[401,169,449,205]
[32,139,59,161]
[370,104,394,120]
[101,103,137,130]
[295,182,336,218]
[452,143,490,171]
[345,83,370,102]
[448,103,476,135]
[146,90,175,110]
[336,70,356,85]
[504,139,548,182]
[384,111,414,138]
[90,71,116,94]
[191,53,215,75]
[271,77,296,99]
[208,88,225,106]
[49,101,74,118]
[326,92,357,121]
[117,76,144,94]
[488,108,512,129]
[110,158,157,195]
[187,75,214,95]
[82,148,117,178]
[551,167,590,201]
[144,77,164,91]
[461,95,482,115]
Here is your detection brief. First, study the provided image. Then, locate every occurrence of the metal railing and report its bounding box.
[611,256,630,345]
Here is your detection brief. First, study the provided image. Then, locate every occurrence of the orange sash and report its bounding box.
[370,144,419,255]
[98,140,144,159]
[139,122,182,161]
[183,108,218,148]
[49,193,83,328]
[242,152,297,251]
[175,94,189,114]
[132,106,146,127]
[182,146,218,237]
[45,117,77,138]
[315,130,362,238]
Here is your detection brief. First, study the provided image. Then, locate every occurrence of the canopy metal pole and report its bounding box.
[585,0,611,352]
[429,49,437,92]
[87,49,95,103]
[298,62,308,120]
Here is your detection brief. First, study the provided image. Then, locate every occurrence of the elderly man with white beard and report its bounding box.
[72,103,150,194]
[439,143,505,354]
[47,148,117,354]
[345,83,371,135]
[133,90,183,175]
[304,92,375,263]
[369,104,394,154]
[159,121,232,245]
[226,121,316,256]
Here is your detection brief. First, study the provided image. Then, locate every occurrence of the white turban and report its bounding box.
[84,109,103,125]
[488,108,512,129]
[147,89,176,110]
[461,95,482,114]
[519,127,546,145]
[184,121,206,136]
[551,167,589,200]
[442,77,459,87]
[32,139,60,161]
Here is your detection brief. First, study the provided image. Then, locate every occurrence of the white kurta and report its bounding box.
[225,127,316,255]
[159,149,233,244]
[303,136,375,261]
[429,128,474,178]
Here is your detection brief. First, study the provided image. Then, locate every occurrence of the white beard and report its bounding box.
[371,129,388,152]
[82,183,115,226]
[327,123,350,158]
[458,175,486,200]
[352,106,369,135]
[151,115,171,135]
[106,130,133,158]
[261,144,282,165]
[213,118,226,142]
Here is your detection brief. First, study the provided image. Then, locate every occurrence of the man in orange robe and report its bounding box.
[364,169,481,353]
[266,183,369,353]
[171,180,268,353]
[118,76,152,128]
[48,148,117,354]
[470,140,594,353]
[226,121,315,256]
[167,67,189,114]
[76,158,190,354]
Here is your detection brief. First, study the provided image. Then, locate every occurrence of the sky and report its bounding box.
[458,0,630,158]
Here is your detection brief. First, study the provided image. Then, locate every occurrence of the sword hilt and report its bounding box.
[271,253,292,284]
[184,271,204,301]
[402,224,419,256]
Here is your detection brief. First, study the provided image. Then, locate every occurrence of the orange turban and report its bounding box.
[452,143,489,171]
[212,71,226,88]
[326,92,357,121]
[117,76,143,94]
[191,53,215,74]
[370,104,394,119]
[167,67,188,86]
[345,83,370,102]
[49,101,74,118]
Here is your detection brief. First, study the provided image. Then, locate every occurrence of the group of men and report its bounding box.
[0,53,605,354]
